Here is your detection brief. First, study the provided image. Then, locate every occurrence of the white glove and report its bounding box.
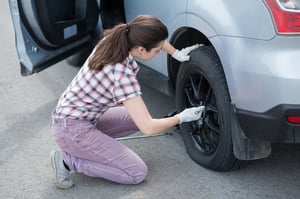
[176,106,205,124]
[172,44,202,62]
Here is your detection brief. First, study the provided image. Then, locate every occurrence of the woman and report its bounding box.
[50,15,203,189]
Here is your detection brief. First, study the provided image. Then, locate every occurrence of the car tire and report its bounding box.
[176,46,247,171]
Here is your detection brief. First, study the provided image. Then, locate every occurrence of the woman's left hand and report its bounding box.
[172,44,202,62]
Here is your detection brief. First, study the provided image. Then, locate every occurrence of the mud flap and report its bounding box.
[231,105,272,160]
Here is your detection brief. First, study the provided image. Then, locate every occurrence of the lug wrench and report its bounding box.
[115,131,174,141]
[115,109,177,141]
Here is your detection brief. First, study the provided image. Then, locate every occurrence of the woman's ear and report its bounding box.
[137,46,146,53]
[136,46,146,58]
[130,46,146,58]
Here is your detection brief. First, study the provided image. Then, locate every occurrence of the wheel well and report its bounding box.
[168,27,212,92]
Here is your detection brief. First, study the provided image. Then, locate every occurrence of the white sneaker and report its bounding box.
[50,150,74,189]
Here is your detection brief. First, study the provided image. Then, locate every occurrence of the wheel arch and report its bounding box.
[168,27,210,93]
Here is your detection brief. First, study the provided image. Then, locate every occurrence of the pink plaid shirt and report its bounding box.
[52,54,141,121]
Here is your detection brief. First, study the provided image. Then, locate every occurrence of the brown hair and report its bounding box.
[88,15,168,71]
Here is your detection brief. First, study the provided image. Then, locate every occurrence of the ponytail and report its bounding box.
[88,24,129,71]
[88,15,168,71]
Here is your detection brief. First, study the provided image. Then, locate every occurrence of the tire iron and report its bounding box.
[115,131,173,141]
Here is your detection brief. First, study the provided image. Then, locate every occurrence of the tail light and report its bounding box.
[265,0,300,34]
[286,115,300,124]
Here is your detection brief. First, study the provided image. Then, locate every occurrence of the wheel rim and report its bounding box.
[184,73,221,154]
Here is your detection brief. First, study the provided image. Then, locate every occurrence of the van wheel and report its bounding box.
[176,46,246,171]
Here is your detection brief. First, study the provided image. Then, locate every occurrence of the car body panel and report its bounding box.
[187,0,276,40]
[210,35,300,112]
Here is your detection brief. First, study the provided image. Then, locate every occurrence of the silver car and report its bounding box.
[9,0,300,171]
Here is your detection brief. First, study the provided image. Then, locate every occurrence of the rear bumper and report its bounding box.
[236,104,300,143]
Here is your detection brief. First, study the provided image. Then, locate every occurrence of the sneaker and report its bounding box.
[50,150,74,189]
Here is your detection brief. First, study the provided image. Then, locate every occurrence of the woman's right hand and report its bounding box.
[176,106,205,124]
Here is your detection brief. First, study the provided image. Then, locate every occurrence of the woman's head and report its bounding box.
[126,15,168,51]
[88,15,168,70]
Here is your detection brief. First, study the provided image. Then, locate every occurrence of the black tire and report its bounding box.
[176,46,245,171]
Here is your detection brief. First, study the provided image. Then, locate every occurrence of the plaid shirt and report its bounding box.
[52,54,141,121]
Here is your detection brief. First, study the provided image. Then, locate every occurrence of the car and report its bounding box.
[9,0,300,171]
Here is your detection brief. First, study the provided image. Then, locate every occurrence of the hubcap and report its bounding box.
[184,74,221,154]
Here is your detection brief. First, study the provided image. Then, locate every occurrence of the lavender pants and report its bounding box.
[51,106,148,184]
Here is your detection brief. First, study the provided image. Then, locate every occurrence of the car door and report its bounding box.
[9,0,99,76]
